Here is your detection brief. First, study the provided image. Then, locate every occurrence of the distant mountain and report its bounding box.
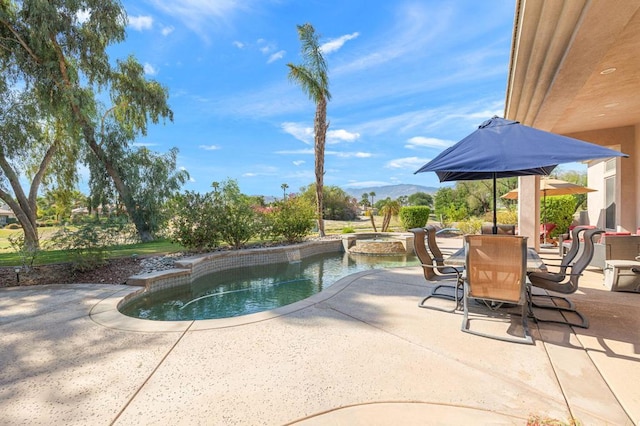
[343,184,439,200]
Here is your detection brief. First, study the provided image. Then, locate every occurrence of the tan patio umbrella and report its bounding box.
[501,178,596,200]
[502,178,597,245]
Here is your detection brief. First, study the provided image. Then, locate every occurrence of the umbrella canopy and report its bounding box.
[414,116,627,233]
[501,178,597,200]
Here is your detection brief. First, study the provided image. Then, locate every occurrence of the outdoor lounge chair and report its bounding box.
[461,234,533,344]
[409,228,463,312]
[528,227,604,329]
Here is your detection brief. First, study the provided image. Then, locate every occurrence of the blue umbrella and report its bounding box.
[415,116,628,233]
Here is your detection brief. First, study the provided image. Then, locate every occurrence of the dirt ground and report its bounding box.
[0,257,143,288]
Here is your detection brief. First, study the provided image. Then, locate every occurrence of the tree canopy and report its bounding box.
[1,0,185,243]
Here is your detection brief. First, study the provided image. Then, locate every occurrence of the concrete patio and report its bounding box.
[0,241,638,425]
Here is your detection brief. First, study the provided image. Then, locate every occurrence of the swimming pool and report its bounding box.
[119,251,418,321]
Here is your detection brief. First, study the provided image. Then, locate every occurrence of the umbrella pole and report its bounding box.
[542,189,547,244]
[493,173,497,234]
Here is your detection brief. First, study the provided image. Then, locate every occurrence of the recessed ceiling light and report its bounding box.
[604,102,619,108]
[600,67,617,75]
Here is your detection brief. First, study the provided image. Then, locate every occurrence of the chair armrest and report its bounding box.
[420,264,463,278]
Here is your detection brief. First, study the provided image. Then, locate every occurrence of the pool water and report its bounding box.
[119,252,418,321]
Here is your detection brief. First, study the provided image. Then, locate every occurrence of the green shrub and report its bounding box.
[542,196,576,237]
[496,210,518,225]
[263,197,315,243]
[399,206,430,230]
[49,218,137,272]
[6,223,21,230]
[341,226,355,234]
[169,191,220,252]
[213,180,260,249]
[7,233,40,270]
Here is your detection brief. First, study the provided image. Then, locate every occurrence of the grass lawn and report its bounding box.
[0,216,405,267]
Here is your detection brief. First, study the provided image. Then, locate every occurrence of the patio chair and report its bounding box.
[540,223,556,243]
[461,234,533,344]
[481,224,516,235]
[527,227,604,328]
[424,225,455,265]
[409,228,463,312]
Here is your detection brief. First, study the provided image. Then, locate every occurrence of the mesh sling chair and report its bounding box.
[527,228,604,329]
[409,228,463,312]
[462,235,533,344]
[532,225,593,311]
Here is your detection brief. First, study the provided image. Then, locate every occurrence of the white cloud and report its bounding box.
[327,129,360,144]
[327,151,372,158]
[281,124,360,146]
[333,3,445,75]
[233,41,245,48]
[242,165,278,177]
[385,156,430,169]
[146,0,253,40]
[128,15,153,31]
[281,122,313,145]
[161,25,175,36]
[132,142,158,147]
[267,50,286,64]
[199,144,221,150]
[405,136,451,149]
[292,160,305,166]
[320,32,360,54]
[344,180,391,188]
[143,63,158,76]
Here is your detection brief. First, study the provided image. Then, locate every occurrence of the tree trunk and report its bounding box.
[0,141,58,251]
[370,212,377,232]
[314,97,328,237]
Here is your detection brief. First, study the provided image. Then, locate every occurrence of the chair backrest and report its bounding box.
[464,235,528,304]
[424,225,445,266]
[409,228,436,280]
[481,224,516,235]
[530,228,604,294]
[560,225,595,270]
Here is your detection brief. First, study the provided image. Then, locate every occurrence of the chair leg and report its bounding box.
[418,280,463,313]
[527,288,589,328]
[461,282,534,344]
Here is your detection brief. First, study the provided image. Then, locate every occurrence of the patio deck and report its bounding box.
[0,239,638,425]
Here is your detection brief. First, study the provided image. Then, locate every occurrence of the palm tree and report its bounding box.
[380,199,401,232]
[281,183,289,201]
[287,23,331,237]
[361,193,370,209]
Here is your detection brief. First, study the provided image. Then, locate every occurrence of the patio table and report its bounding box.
[444,247,547,272]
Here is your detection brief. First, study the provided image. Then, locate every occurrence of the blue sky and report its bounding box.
[105,0,518,197]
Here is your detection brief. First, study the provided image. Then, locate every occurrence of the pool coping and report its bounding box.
[89,269,380,332]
